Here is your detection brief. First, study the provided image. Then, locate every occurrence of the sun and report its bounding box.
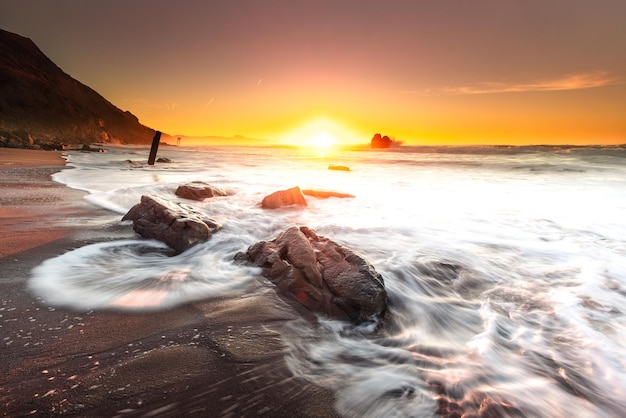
[310,131,337,149]
[276,116,364,154]
[299,130,339,157]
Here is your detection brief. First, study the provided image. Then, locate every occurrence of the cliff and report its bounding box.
[0,29,156,149]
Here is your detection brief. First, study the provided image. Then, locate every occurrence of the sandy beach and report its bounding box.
[0,148,338,417]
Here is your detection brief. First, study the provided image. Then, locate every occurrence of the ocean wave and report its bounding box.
[31,144,626,416]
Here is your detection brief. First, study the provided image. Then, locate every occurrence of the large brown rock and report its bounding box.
[236,226,387,322]
[261,186,307,209]
[122,195,221,254]
[175,181,228,201]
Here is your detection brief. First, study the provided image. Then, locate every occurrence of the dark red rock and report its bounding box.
[122,195,221,254]
[235,226,387,322]
[261,186,307,209]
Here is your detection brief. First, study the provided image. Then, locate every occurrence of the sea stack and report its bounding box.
[371,133,392,148]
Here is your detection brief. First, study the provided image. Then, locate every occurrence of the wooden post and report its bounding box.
[147,130,161,165]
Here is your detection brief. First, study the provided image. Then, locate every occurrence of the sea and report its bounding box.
[29,144,626,417]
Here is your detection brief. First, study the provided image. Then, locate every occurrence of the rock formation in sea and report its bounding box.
[261,186,308,209]
[371,133,393,149]
[0,29,156,149]
[175,181,229,201]
[122,195,221,254]
[235,226,388,323]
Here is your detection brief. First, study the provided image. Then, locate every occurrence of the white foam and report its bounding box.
[29,239,259,311]
[35,145,626,416]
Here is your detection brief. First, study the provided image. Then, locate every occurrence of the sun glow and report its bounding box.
[309,131,337,149]
[278,117,363,152]
[298,130,339,157]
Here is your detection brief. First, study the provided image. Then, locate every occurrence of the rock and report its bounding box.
[80,143,104,152]
[435,389,522,418]
[415,259,463,284]
[122,195,221,254]
[125,159,143,168]
[235,226,387,322]
[371,133,392,148]
[156,157,172,163]
[302,189,355,199]
[261,186,307,209]
[328,164,350,171]
[0,130,34,148]
[175,181,228,201]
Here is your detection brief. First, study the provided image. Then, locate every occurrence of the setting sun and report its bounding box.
[310,131,337,148]
[278,117,364,150]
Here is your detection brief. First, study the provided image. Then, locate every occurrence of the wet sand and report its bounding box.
[0,148,338,417]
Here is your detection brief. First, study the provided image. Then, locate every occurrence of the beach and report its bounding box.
[0,148,338,417]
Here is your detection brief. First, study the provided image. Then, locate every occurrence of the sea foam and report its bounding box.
[32,144,626,416]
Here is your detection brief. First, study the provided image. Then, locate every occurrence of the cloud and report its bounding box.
[397,71,621,96]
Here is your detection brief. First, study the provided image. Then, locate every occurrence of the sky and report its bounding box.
[1,0,625,146]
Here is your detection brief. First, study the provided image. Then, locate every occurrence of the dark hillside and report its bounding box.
[0,29,155,149]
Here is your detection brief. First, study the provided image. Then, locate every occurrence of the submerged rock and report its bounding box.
[175,181,228,201]
[235,226,387,322]
[122,195,221,254]
[80,143,104,152]
[435,389,522,418]
[261,186,307,209]
[302,189,355,199]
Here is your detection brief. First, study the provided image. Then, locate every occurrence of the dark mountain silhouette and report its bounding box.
[0,29,156,149]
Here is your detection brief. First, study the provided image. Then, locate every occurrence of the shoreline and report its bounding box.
[0,148,338,417]
[0,148,75,258]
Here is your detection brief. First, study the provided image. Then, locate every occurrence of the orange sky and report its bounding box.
[1,0,625,146]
